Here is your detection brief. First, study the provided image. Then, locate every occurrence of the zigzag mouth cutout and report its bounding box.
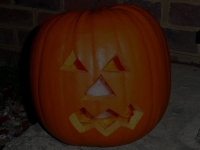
[69,102,143,136]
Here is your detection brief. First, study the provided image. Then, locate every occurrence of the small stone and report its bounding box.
[0,134,12,142]
[15,118,21,122]
[18,112,27,118]
[0,134,7,140]
[8,127,17,135]
[6,120,20,128]
[5,134,13,141]
[13,120,20,126]
[3,112,8,116]
[8,114,15,120]
[195,129,200,142]
[18,104,25,112]
[4,106,10,112]
[13,127,23,137]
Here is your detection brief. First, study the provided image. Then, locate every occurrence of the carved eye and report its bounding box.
[103,55,126,72]
[60,50,87,71]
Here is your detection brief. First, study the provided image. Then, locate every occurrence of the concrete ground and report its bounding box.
[3,63,200,150]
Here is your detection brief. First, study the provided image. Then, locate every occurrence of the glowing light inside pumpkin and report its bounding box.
[86,76,113,96]
[86,76,113,118]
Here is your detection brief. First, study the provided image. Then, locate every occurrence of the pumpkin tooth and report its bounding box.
[75,108,94,125]
[119,117,129,124]
[119,104,135,119]
[95,116,118,129]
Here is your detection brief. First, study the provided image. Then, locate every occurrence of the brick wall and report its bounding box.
[0,0,200,65]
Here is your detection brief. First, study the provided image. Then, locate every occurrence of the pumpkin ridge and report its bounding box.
[146,14,171,117]
[131,6,169,126]
[133,6,171,115]
[30,33,47,128]
[123,6,155,134]
[103,10,130,106]
[38,14,65,131]
[135,9,161,132]
[133,6,170,129]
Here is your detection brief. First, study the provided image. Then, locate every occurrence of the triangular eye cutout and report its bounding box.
[103,55,126,72]
[60,51,87,71]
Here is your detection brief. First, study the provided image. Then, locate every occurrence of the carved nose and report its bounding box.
[86,76,113,96]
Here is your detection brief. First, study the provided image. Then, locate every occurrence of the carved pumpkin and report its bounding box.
[30,4,171,146]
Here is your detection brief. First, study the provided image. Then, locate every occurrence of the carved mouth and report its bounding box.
[68,75,143,136]
[69,102,143,136]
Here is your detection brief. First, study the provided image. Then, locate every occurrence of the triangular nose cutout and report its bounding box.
[86,76,114,96]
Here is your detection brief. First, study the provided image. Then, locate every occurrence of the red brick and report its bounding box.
[14,0,60,11]
[0,7,33,28]
[17,30,31,46]
[0,116,10,124]
[64,0,118,11]
[0,0,11,4]
[169,3,200,27]
[163,28,198,53]
[0,28,15,45]
[123,0,161,22]
[0,129,8,135]
[0,48,21,65]
[37,12,55,25]
[22,120,31,131]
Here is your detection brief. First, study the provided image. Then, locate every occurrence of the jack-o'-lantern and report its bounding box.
[30,4,171,146]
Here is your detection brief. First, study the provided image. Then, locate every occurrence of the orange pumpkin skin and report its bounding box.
[30,4,170,146]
